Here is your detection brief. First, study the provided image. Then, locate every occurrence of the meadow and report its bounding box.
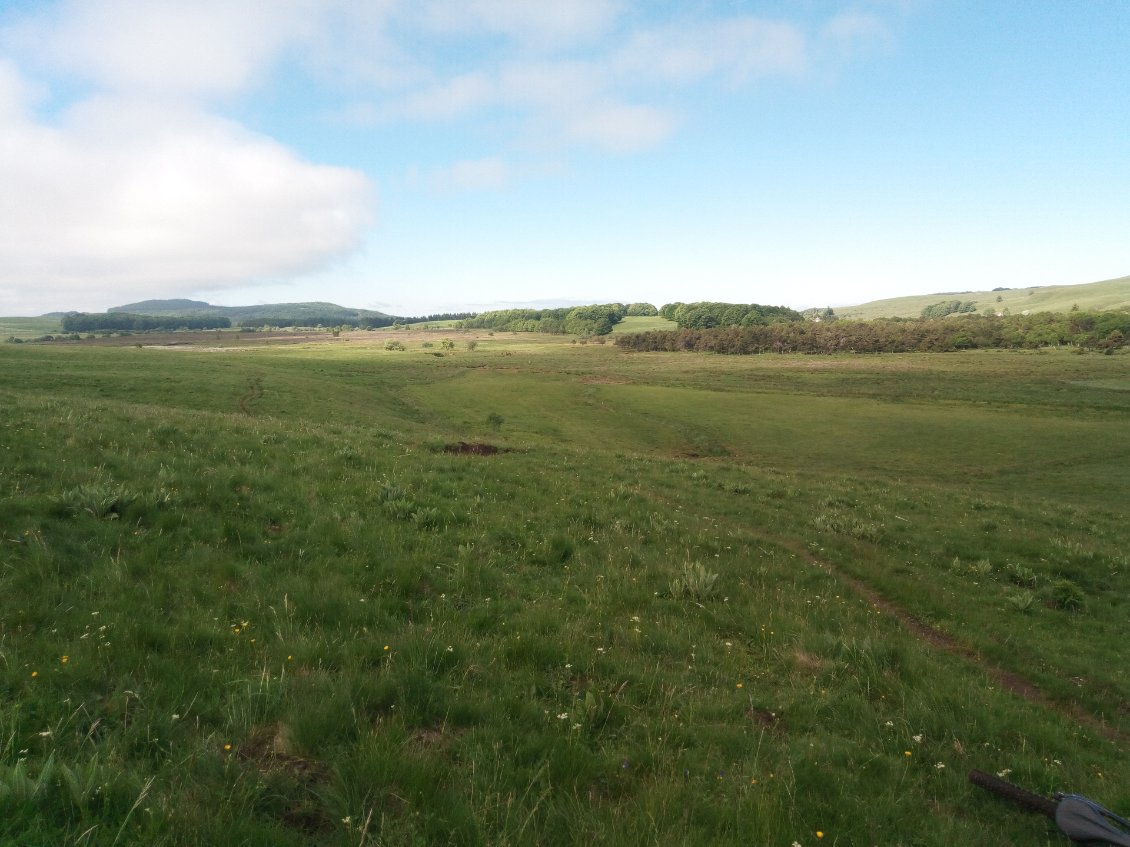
[2,329,1129,845]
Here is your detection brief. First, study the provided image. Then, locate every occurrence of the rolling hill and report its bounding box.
[834,273,1130,320]
[108,299,394,323]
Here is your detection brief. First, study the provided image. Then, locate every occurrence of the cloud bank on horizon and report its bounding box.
[1,1,1127,316]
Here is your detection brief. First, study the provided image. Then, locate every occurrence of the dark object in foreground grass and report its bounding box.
[444,441,503,455]
[969,769,1130,845]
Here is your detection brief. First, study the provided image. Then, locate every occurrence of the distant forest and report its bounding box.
[61,311,475,332]
[616,311,1129,354]
[62,313,232,332]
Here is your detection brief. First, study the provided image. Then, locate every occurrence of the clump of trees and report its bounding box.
[616,311,1130,355]
[62,313,231,332]
[625,303,659,316]
[459,304,627,335]
[920,300,977,319]
[658,302,804,328]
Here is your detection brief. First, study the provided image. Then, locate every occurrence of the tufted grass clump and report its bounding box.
[669,561,719,599]
[58,481,139,519]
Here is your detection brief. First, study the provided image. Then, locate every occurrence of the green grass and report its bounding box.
[610,315,678,334]
[1,316,64,339]
[2,334,1129,845]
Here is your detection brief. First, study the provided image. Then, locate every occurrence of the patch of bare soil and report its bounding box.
[238,724,333,833]
[444,442,504,455]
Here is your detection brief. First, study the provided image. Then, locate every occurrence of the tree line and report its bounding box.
[458,303,637,336]
[62,313,231,332]
[615,311,1129,355]
[658,301,804,328]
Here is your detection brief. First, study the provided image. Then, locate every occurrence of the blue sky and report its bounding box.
[1,1,1126,317]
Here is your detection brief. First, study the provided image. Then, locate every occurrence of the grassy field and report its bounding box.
[2,330,1129,845]
[836,274,1130,320]
[1,316,63,339]
[610,316,678,334]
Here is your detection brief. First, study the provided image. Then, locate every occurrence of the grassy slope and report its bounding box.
[0,316,63,338]
[1,334,1128,845]
[836,274,1130,320]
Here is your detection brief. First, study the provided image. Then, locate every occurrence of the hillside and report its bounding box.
[835,273,1130,320]
[108,299,393,323]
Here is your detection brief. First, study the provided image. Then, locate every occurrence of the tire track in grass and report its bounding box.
[776,535,1126,745]
[650,484,1125,745]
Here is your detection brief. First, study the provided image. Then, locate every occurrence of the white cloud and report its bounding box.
[564,102,677,152]
[26,0,320,98]
[417,0,622,46]
[433,156,511,191]
[0,92,373,313]
[613,18,808,85]
[820,11,892,58]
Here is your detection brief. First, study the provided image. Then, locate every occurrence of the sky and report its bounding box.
[0,1,1127,317]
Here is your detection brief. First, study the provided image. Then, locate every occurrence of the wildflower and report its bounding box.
[61,656,69,664]
[287,655,293,661]
[736,683,743,689]
[223,743,232,751]
[935,762,945,770]
[383,645,390,651]
[997,768,1012,778]
[816,832,824,840]
[30,671,38,678]
[913,734,923,743]
[904,751,912,757]
[557,713,568,720]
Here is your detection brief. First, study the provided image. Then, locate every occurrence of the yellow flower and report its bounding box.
[904,751,912,757]
[223,743,232,751]
[30,671,38,678]
[383,645,390,651]
[736,683,743,689]
[817,832,824,839]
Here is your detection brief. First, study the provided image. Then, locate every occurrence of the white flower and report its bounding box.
[935,762,945,769]
[557,713,568,720]
[913,734,923,743]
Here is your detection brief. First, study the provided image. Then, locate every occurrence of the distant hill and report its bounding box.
[106,299,394,324]
[834,274,1130,320]
[109,299,212,313]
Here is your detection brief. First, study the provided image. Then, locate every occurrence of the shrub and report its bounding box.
[384,340,406,351]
